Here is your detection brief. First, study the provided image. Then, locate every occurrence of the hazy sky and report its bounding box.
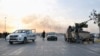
[0,0,100,33]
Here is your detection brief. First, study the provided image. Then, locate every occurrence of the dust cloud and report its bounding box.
[22,15,67,33]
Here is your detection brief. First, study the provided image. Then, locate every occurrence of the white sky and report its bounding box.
[0,0,99,33]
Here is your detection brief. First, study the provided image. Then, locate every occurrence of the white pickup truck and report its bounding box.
[6,29,36,44]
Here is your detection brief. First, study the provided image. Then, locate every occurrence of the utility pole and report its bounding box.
[4,17,7,39]
[89,10,100,38]
[5,17,6,32]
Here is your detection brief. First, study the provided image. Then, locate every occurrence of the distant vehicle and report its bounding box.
[6,29,36,44]
[47,33,57,41]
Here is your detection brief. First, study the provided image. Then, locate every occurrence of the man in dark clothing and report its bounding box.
[41,30,46,40]
[75,23,80,43]
[67,26,72,42]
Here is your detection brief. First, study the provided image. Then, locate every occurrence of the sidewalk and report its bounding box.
[94,38,100,42]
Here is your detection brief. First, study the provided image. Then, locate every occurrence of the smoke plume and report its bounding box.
[22,15,66,33]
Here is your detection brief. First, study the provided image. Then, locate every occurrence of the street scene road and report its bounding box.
[0,35,100,56]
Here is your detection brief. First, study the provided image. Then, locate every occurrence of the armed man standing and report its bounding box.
[41,30,46,40]
[67,26,73,42]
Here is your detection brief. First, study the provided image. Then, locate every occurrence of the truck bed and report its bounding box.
[72,31,90,38]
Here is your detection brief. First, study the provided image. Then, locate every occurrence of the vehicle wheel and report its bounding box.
[92,41,94,43]
[9,41,13,44]
[91,39,94,43]
[47,38,50,41]
[22,37,27,44]
[32,39,35,42]
[65,38,67,41]
[55,38,57,41]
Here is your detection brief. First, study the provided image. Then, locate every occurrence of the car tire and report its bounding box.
[55,38,57,41]
[32,39,35,42]
[9,41,13,44]
[22,37,27,44]
[64,37,67,41]
[47,38,50,41]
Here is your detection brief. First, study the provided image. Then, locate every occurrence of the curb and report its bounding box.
[95,39,100,42]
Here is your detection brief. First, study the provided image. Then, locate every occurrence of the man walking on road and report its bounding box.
[41,30,46,40]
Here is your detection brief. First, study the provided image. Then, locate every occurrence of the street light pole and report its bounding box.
[5,17,6,32]
[4,17,7,39]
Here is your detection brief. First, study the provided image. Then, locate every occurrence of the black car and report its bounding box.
[47,35,57,41]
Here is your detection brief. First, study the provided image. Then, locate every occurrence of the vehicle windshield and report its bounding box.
[49,32,56,35]
[14,30,29,33]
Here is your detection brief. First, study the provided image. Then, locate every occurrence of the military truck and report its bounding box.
[65,19,94,43]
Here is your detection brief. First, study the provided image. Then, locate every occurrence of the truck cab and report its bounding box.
[6,29,36,44]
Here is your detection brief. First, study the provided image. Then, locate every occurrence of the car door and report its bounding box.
[27,30,35,40]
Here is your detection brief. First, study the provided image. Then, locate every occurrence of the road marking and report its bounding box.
[2,47,25,55]
[9,47,24,55]
[90,48,100,51]
[0,46,8,51]
[73,45,100,56]
[1,47,8,50]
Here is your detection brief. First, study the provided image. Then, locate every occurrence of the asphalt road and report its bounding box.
[0,35,100,56]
